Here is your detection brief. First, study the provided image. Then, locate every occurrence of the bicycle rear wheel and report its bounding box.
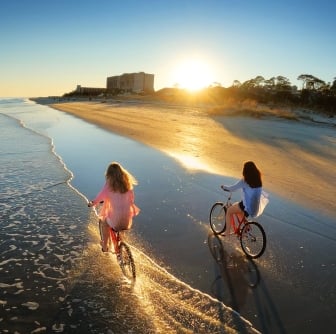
[209,202,226,234]
[118,242,136,281]
[240,222,266,259]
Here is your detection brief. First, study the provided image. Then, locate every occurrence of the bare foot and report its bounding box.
[100,240,109,252]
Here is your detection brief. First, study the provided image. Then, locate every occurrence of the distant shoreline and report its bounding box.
[32,97,336,217]
[30,95,336,126]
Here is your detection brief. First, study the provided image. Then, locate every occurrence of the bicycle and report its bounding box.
[98,219,136,281]
[209,189,266,258]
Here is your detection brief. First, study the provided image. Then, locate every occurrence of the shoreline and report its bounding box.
[34,98,335,217]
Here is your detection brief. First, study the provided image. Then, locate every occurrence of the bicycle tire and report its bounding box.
[240,222,266,259]
[118,242,136,281]
[209,202,226,234]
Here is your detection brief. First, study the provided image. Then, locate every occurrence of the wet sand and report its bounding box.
[1,103,260,334]
[12,97,333,333]
[47,99,335,218]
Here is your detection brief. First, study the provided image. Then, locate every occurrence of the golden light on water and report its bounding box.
[168,152,214,173]
[85,215,257,333]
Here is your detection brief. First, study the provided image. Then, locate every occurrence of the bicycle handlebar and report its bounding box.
[220,186,232,201]
[221,185,230,192]
[88,200,104,207]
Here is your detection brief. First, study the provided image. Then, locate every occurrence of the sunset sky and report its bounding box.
[1,0,335,97]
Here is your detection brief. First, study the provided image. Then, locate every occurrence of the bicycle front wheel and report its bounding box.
[240,222,266,259]
[118,242,136,281]
[209,202,226,234]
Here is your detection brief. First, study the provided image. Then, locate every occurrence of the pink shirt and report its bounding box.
[92,182,140,231]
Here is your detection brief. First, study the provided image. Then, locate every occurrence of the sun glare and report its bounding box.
[168,152,214,173]
[173,59,214,91]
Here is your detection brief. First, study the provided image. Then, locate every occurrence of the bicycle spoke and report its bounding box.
[119,242,136,281]
[240,222,266,258]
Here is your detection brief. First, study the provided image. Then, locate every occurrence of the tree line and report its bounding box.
[214,74,336,115]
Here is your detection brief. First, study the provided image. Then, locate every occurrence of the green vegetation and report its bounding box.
[155,74,336,117]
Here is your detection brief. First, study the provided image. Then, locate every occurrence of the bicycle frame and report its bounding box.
[101,222,136,280]
[225,193,249,236]
[230,213,248,236]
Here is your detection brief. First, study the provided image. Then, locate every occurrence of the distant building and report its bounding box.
[106,72,154,93]
[75,85,106,95]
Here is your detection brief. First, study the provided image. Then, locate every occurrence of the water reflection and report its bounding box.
[167,151,215,173]
[84,220,259,333]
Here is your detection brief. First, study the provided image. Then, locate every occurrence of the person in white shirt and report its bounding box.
[221,161,262,236]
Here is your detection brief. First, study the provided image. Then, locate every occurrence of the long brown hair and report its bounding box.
[243,161,262,188]
[105,162,138,193]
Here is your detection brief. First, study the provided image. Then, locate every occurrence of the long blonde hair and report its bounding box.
[105,162,138,193]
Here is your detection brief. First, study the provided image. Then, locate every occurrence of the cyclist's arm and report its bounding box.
[88,183,108,207]
[221,179,244,192]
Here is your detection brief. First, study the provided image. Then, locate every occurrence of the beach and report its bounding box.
[2,98,336,333]
[0,99,263,333]
[48,99,336,217]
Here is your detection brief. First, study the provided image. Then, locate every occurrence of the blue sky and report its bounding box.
[1,0,335,97]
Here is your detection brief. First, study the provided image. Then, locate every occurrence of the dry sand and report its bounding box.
[49,100,335,217]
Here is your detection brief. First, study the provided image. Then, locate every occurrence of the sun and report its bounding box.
[173,59,214,91]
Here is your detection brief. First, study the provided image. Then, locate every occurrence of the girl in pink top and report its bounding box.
[88,162,140,252]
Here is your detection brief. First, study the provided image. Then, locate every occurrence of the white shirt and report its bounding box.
[224,179,262,217]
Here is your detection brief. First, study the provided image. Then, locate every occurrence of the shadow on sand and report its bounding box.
[208,233,287,334]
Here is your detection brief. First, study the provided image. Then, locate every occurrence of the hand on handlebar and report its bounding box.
[88,200,104,207]
[221,185,229,192]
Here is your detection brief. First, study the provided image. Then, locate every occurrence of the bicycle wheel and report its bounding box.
[209,202,226,234]
[118,242,136,281]
[240,222,266,259]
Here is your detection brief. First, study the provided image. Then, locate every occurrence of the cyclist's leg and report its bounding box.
[225,202,243,236]
[101,219,110,252]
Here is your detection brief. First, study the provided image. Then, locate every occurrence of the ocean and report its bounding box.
[0,98,259,333]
